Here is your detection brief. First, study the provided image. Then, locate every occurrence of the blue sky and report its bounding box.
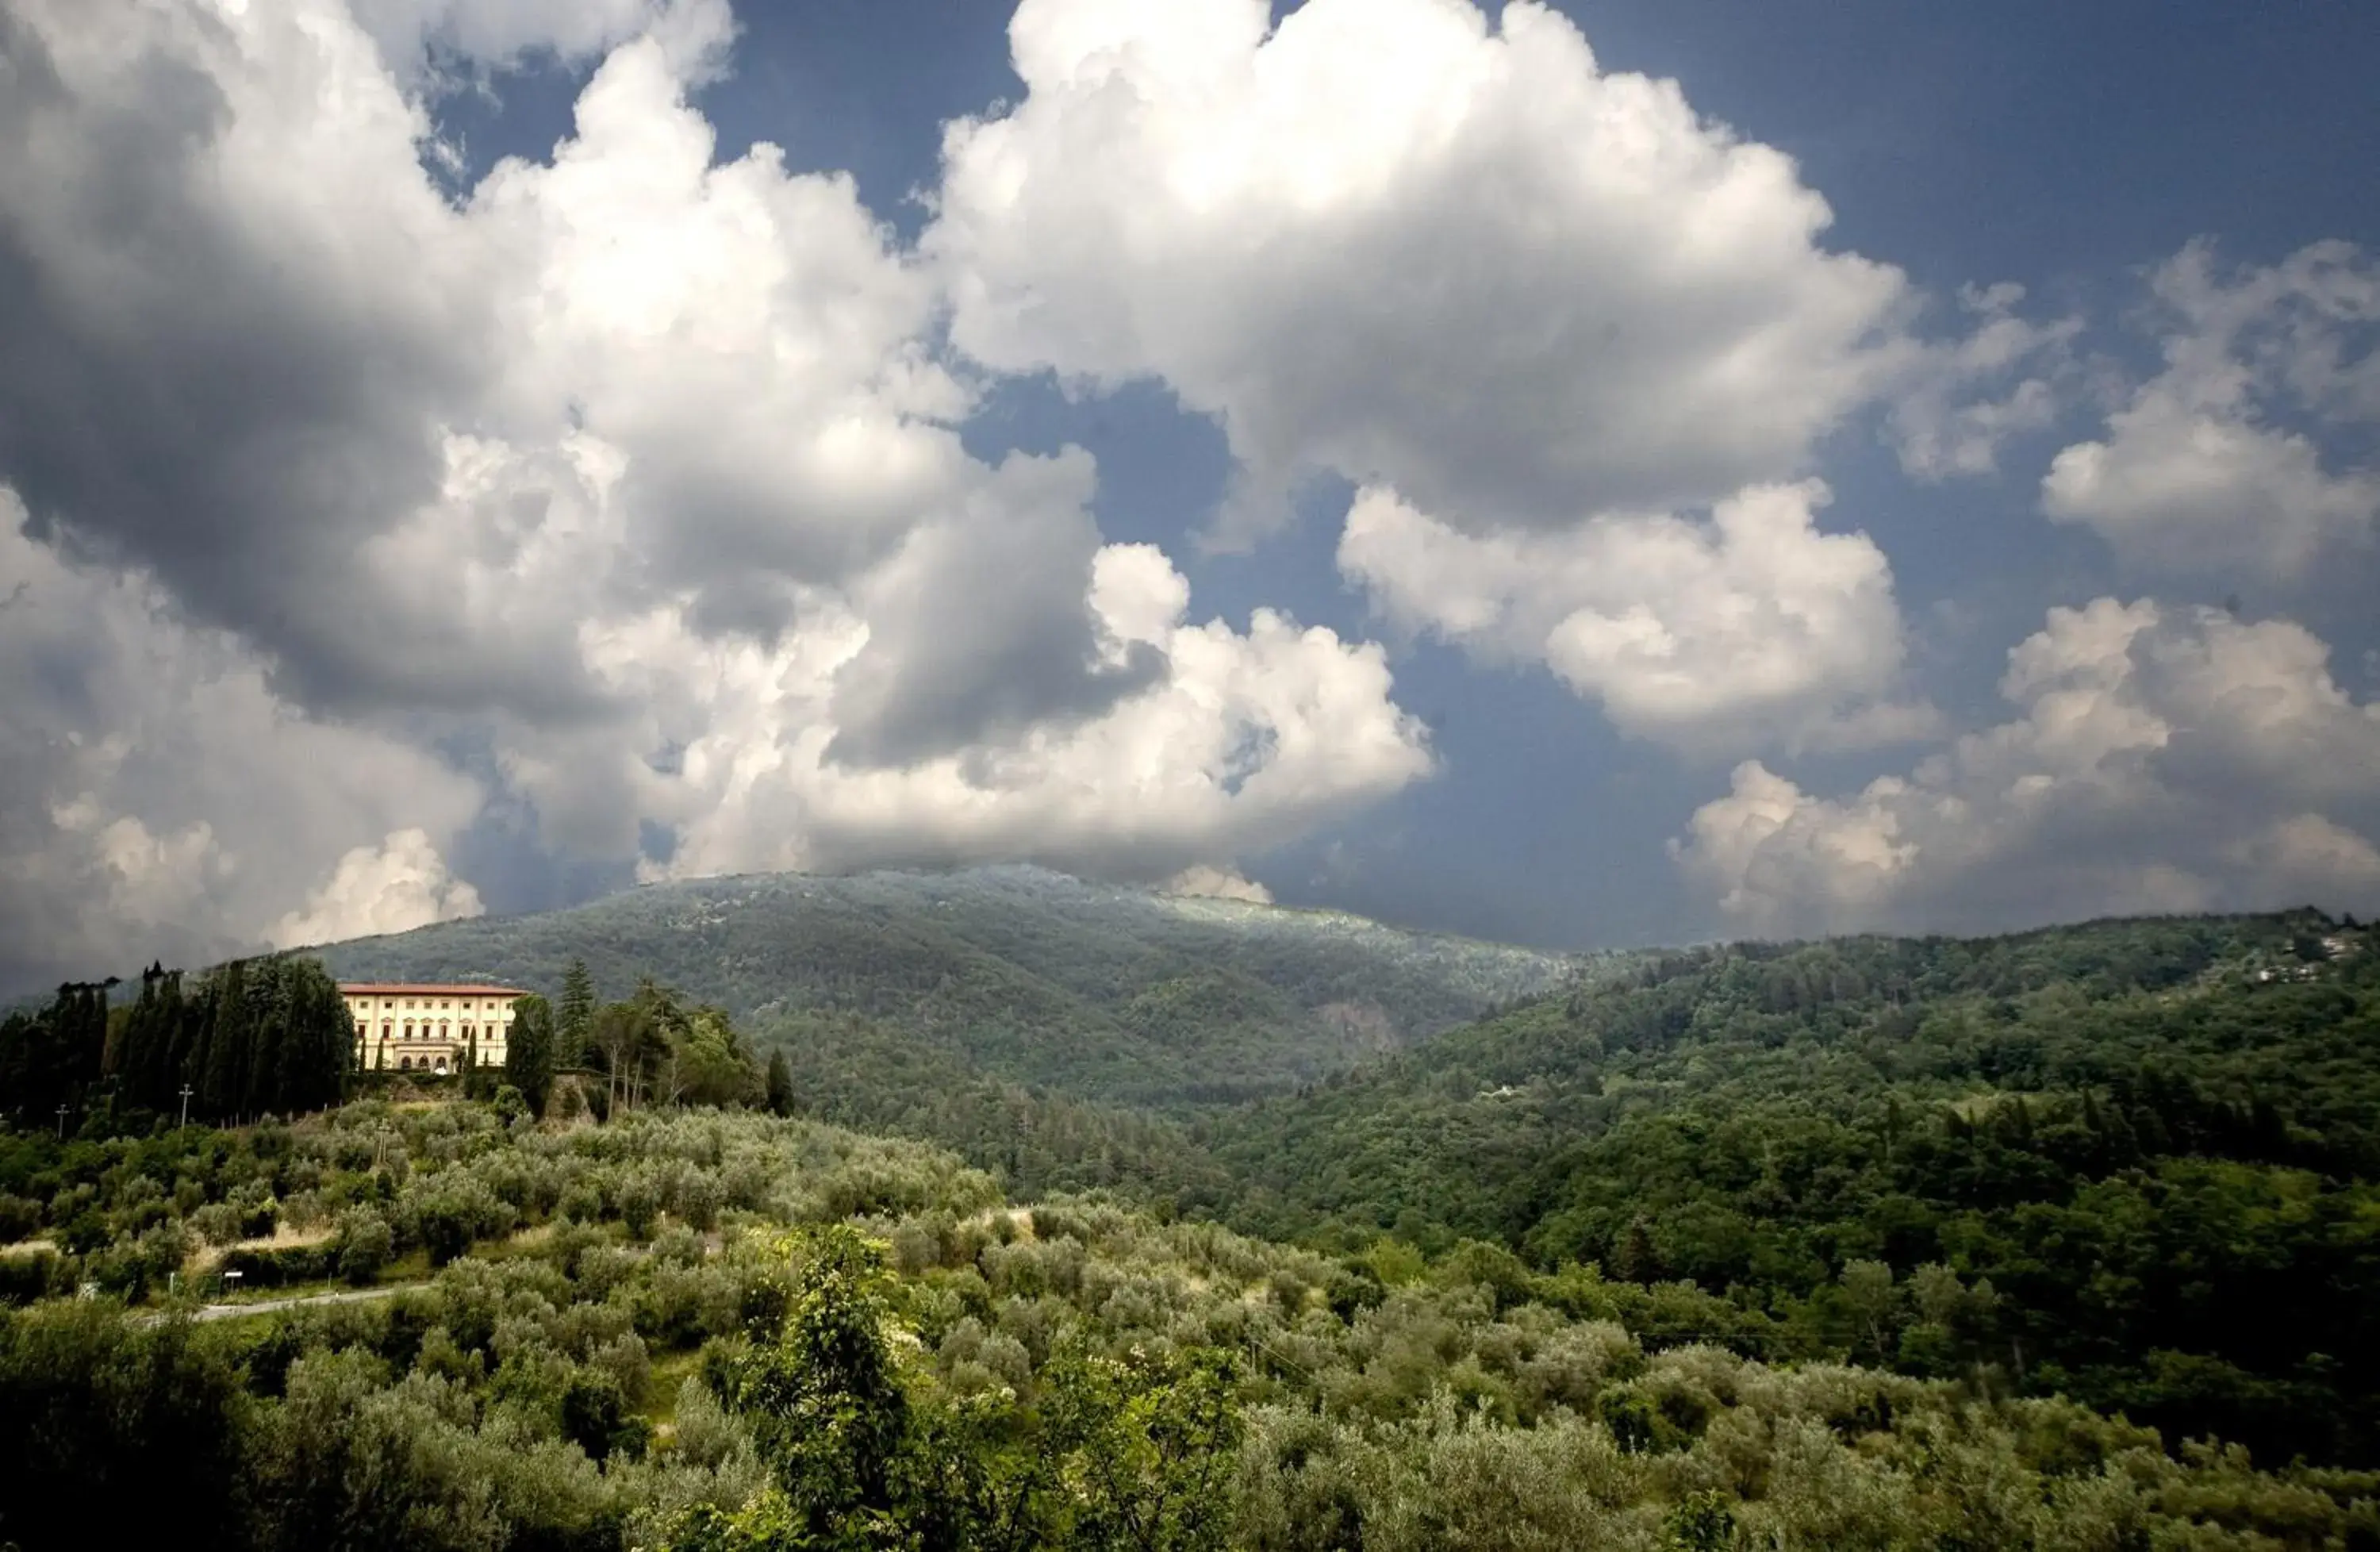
[1,0,2376,985]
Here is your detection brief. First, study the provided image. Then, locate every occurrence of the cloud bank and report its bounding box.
[1675,598,2380,935]
[0,0,2374,986]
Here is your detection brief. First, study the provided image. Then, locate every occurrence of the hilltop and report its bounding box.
[313,865,1590,1108]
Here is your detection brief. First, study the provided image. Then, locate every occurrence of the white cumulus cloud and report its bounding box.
[513,539,1436,889]
[267,829,488,949]
[1339,482,1935,755]
[930,0,1914,538]
[2043,240,2380,579]
[1673,597,2380,934]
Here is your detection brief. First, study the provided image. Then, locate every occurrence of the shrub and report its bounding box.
[335,1208,395,1286]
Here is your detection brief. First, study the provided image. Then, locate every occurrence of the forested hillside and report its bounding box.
[10,884,2380,1542]
[1203,910,2380,1466]
[5,1102,2375,1550]
[315,866,1583,1108]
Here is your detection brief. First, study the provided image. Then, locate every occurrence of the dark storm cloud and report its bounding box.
[0,3,614,724]
[825,451,1166,768]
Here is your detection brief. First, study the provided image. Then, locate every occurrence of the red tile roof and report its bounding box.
[339,983,531,997]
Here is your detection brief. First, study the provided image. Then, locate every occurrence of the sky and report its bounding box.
[2,0,2378,990]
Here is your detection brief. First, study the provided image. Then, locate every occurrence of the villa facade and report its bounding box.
[340,982,528,1075]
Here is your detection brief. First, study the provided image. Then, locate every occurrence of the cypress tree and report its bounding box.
[275,963,313,1112]
[201,960,251,1121]
[766,1047,795,1116]
[112,967,159,1104]
[298,962,336,1111]
[66,983,107,1100]
[559,959,596,1065]
[103,971,146,1081]
[70,985,104,1082]
[179,978,213,1117]
[246,960,290,1117]
[313,962,351,1107]
[258,959,349,1116]
[0,1011,34,1123]
[157,970,195,1120]
[505,993,556,1121]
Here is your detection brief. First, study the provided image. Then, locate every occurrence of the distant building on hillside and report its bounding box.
[340,982,528,1075]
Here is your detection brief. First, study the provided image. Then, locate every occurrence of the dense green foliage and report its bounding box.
[508,992,559,1120]
[1205,912,2380,1466]
[4,1102,2375,1550]
[0,957,351,1133]
[11,890,2380,1541]
[317,866,1580,1108]
[564,976,770,1116]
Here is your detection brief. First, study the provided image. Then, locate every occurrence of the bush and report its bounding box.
[0,1194,41,1243]
[335,1208,395,1286]
[0,1251,60,1306]
[219,1243,338,1289]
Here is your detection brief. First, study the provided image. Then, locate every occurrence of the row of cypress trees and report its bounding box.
[0,982,112,1129]
[0,957,356,1130]
[109,957,354,1124]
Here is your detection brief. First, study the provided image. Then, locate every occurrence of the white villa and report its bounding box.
[341,982,528,1074]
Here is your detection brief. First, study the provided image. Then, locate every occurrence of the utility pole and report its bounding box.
[55,1104,67,1140]
[180,1085,194,1128]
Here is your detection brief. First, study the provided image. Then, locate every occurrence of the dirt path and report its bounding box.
[158,1230,723,1323]
[182,1283,415,1322]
